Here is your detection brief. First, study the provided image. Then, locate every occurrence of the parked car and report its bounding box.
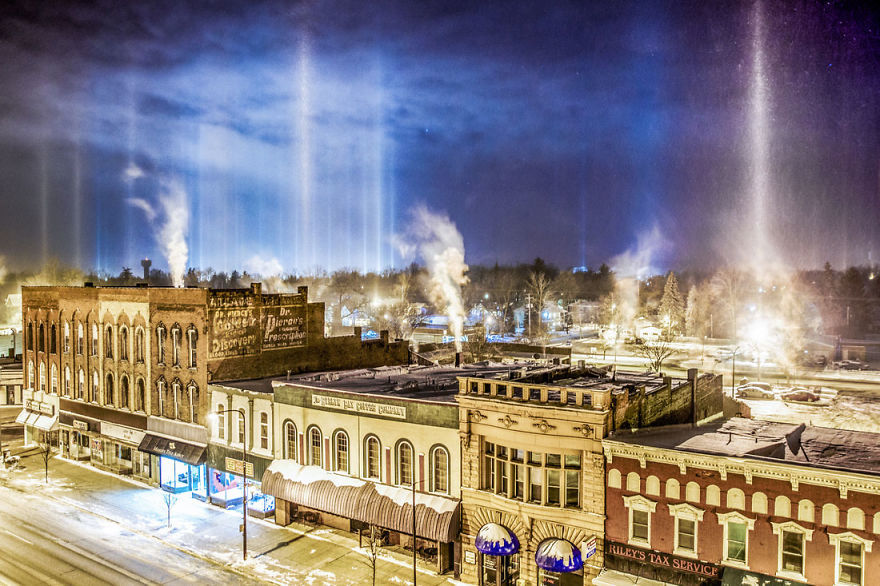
[832,360,869,371]
[736,385,774,400]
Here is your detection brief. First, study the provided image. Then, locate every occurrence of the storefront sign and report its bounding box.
[101,422,146,446]
[312,394,407,419]
[225,457,254,477]
[464,550,476,564]
[73,420,89,431]
[606,541,720,579]
[582,536,597,559]
[26,399,54,415]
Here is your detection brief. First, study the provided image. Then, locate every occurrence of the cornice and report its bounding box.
[603,440,880,499]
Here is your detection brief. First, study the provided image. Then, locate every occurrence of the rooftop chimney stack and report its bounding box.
[141,258,152,282]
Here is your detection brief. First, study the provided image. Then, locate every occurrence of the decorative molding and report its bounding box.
[573,424,593,438]
[468,410,487,423]
[532,419,556,433]
[498,414,518,429]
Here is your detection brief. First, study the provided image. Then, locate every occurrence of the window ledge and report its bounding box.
[628,538,650,547]
[721,560,750,571]
[674,548,698,559]
[775,570,806,582]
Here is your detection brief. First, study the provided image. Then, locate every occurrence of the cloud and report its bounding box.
[243,255,284,277]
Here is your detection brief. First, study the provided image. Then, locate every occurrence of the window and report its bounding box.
[284,422,296,460]
[309,427,322,467]
[666,478,681,500]
[77,322,84,354]
[50,363,58,394]
[105,325,114,358]
[187,383,198,423]
[156,324,166,364]
[237,411,246,444]
[686,482,700,503]
[823,503,840,527]
[63,322,70,353]
[135,328,145,363]
[92,371,99,402]
[136,379,145,411]
[38,323,45,352]
[623,495,656,546]
[752,492,768,515]
[706,485,720,506]
[797,499,814,523]
[120,326,128,360]
[105,373,114,406]
[27,323,33,351]
[365,436,381,479]
[431,446,449,493]
[771,521,812,580]
[626,472,640,492]
[120,375,129,409]
[847,508,865,531]
[172,380,181,419]
[91,324,98,356]
[187,326,197,368]
[260,412,269,450]
[829,532,873,586]
[27,360,34,390]
[157,378,165,415]
[646,476,660,496]
[63,366,71,397]
[217,406,226,440]
[718,511,755,567]
[484,443,578,506]
[608,469,622,489]
[669,503,704,558]
[397,441,414,486]
[335,431,349,473]
[171,325,181,366]
[50,323,57,353]
[77,368,84,400]
[39,361,46,392]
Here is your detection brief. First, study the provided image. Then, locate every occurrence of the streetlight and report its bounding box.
[208,408,249,560]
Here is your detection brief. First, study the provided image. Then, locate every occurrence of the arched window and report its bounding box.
[847,507,865,531]
[775,495,791,518]
[105,373,114,406]
[646,476,660,496]
[105,325,114,358]
[77,322,84,354]
[798,500,814,523]
[284,422,297,460]
[136,378,146,412]
[39,361,46,392]
[365,436,381,479]
[752,492,768,514]
[217,405,226,440]
[686,482,700,503]
[188,383,198,423]
[63,321,70,353]
[120,375,130,409]
[50,363,58,394]
[27,360,34,390]
[156,377,166,415]
[727,488,746,510]
[237,410,246,444]
[120,326,129,360]
[334,431,349,473]
[91,323,98,356]
[626,472,640,492]
[135,327,145,363]
[156,324,166,364]
[171,325,181,366]
[27,323,33,351]
[666,478,681,500]
[822,503,839,526]
[260,412,269,450]
[63,366,71,396]
[608,469,622,489]
[397,441,413,486]
[308,426,323,467]
[706,485,721,506]
[50,323,57,353]
[431,446,449,493]
[77,368,84,400]
[92,371,99,402]
[38,323,45,352]
[172,380,181,419]
[187,325,197,368]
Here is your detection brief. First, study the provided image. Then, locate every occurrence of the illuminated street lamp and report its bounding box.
[208,408,249,560]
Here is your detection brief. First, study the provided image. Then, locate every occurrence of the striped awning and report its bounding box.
[262,460,460,542]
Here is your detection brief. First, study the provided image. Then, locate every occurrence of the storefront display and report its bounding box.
[159,456,207,499]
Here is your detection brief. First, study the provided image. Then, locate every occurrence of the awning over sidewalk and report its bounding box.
[262,460,460,543]
[15,410,29,425]
[138,434,206,466]
[592,569,667,586]
[33,414,58,432]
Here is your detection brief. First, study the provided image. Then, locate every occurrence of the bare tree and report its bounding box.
[162,492,178,529]
[710,269,746,340]
[364,524,383,586]
[465,325,499,363]
[526,270,554,338]
[633,334,677,373]
[38,437,54,483]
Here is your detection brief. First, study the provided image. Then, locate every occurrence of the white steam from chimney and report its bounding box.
[395,205,469,352]
[610,225,666,329]
[126,178,189,288]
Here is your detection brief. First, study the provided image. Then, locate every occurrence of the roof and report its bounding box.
[221,362,533,403]
[608,417,880,477]
[262,460,460,542]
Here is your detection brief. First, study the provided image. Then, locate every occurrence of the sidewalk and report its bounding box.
[2,451,461,585]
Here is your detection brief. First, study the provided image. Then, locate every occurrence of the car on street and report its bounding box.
[832,359,870,370]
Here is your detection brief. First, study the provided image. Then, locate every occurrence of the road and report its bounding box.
[0,476,244,585]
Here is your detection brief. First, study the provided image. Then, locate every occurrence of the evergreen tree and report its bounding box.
[658,271,684,333]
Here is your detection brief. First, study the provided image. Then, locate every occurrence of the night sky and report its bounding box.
[1,0,879,276]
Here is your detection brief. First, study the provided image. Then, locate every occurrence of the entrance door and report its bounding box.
[481,553,518,586]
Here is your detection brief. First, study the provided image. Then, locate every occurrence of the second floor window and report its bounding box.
[397,442,413,486]
[77,322,84,354]
[309,428,322,467]
[365,436,381,480]
[91,324,98,356]
[135,328,145,363]
[260,412,269,450]
[171,326,181,366]
[335,432,349,473]
[432,447,449,493]
[187,326,197,368]
[63,322,70,353]
[217,405,225,440]
[156,325,166,364]
[105,325,113,358]
[120,327,128,360]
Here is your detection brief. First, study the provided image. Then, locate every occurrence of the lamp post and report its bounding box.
[411,477,428,586]
[210,408,248,560]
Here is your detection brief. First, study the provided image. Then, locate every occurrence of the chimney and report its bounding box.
[141,258,152,281]
[298,285,309,300]
[250,282,262,295]
[455,352,462,367]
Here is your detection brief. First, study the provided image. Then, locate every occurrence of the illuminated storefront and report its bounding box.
[138,434,208,499]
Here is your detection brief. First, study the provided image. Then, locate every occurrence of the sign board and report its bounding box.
[73,420,89,431]
[261,296,307,350]
[225,456,254,477]
[101,422,146,446]
[26,399,54,415]
[606,541,721,580]
[312,394,407,419]
[464,550,476,565]
[582,536,597,559]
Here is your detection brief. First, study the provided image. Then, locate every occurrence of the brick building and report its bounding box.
[19,283,407,495]
[601,418,880,585]
[456,364,722,586]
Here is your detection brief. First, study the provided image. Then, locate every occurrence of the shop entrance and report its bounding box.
[159,456,207,499]
[481,553,519,586]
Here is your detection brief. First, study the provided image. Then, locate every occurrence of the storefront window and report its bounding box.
[160,456,206,497]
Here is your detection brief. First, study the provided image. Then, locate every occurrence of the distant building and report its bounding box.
[601,418,880,585]
[456,364,723,585]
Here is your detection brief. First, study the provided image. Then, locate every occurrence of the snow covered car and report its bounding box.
[735,385,774,400]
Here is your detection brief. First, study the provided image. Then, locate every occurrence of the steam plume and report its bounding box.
[127,178,189,288]
[610,225,666,329]
[395,205,468,352]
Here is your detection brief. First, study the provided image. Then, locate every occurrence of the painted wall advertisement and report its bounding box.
[208,292,307,359]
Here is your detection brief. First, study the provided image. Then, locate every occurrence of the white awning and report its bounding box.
[33,414,58,432]
[15,410,29,425]
[592,569,668,586]
[25,412,40,426]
